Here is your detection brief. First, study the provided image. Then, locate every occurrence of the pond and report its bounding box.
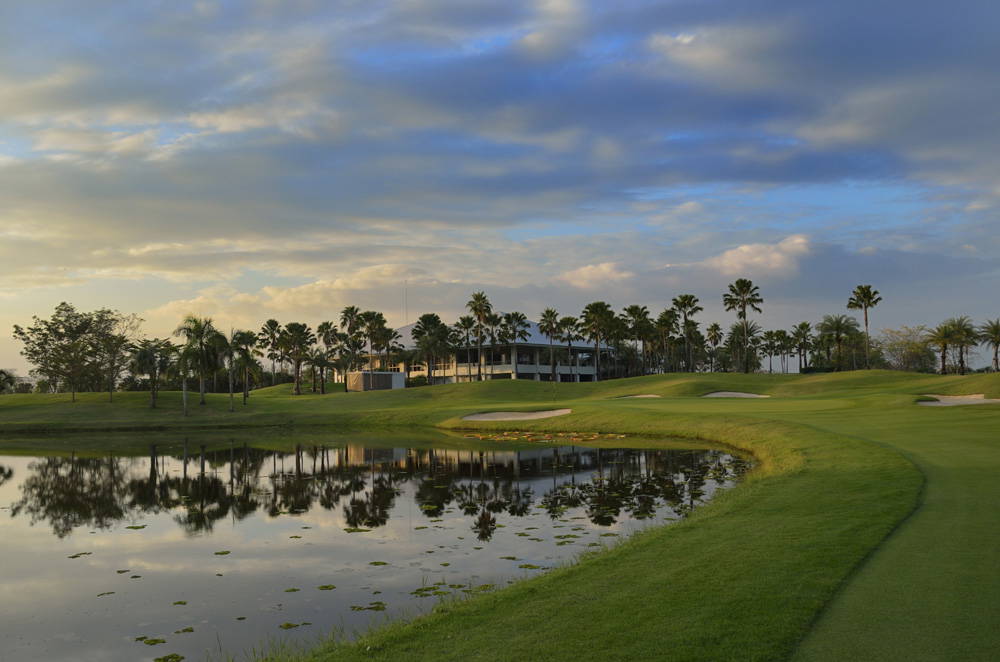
[0,434,750,662]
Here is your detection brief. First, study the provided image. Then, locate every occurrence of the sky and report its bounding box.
[2,0,999,373]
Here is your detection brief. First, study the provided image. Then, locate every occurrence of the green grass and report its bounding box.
[2,370,999,661]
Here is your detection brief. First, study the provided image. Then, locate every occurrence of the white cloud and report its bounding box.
[701,234,811,277]
[555,262,635,289]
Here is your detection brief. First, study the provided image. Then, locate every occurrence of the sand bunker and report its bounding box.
[462,409,572,421]
[702,391,771,399]
[617,394,662,399]
[918,394,1000,407]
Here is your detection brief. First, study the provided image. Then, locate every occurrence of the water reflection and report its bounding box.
[9,443,750,538]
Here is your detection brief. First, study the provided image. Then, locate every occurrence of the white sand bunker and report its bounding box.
[702,391,771,399]
[462,409,572,421]
[617,394,662,399]
[918,394,1000,407]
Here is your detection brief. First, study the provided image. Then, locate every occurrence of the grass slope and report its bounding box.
[1,370,998,661]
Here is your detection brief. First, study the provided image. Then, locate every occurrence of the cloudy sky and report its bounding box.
[2,0,999,372]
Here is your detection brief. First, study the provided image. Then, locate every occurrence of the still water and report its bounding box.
[0,437,749,661]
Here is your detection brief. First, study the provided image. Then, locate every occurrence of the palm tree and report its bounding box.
[723,279,763,373]
[980,319,1000,372]
[538,308,560,382]
[671,295,703,372]
[484,311,502,378]
[173,315,221,405]
[217,331,237,412]
[466,292,492,381]
[946,316,978,375]
[453,315,477,382]
[622,305,652,376]
[130,338,174,408]
[231,330,259,404]
[847,285,883,369]
[655,309,679,372]
[580,301,615,381]
[413,313,448,384]
[339,306,362,337]
[791,322,813,371]
[282,322,316,395]
[816,315,861,371]
[316,321,342,389]
[925,322,954,374]
[502,311,531,379]
[705,322,723,372]
[761,330,779,373]
[557,316,582,382]
[256,319,282,386]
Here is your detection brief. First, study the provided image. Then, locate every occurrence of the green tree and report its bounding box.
[466,292,492,381]
[980,319,1000,372]
[130,338,175,408]
[13,302,98,402]
[538,308,560,382]
[256,318,283,385]
[413,313,451,385]
[791,322,813,371]
[580,301,615,381]
[557,316,582,382]
[847,285,883,369]
[502,311,531,379]
[925,322,954,374]
[281,322,316,395]
[453,315,477,382]
[231,330,259,403]
[91,309,143,402]
[622,305,652,376]
[723,279,763,373]
[671,295,703,372]
[945,316,978,375]
[705,322,723,372]
[816,314,861,371]
[173,315,221,405]
[878,326,936,373]
[655,309,679,373]
[0,369,16,394]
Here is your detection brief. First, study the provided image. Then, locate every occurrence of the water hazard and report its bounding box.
[0,437,749,661]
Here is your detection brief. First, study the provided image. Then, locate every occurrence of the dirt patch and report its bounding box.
[918,394,1000,407]
[461,409,573,421]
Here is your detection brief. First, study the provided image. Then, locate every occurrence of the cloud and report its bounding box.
[556,262,635,289]
[701,235,811,277]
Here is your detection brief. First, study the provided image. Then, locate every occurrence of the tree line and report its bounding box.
[6,280,1000,403]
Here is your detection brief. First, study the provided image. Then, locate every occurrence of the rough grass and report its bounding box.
[1,370,999,660]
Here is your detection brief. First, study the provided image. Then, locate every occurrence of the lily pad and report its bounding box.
[130,575,142,579]
[278,622,300,630]
[173,626,194,634]
[350,601,387,612]
[518,563,544,569]
[116,569,129,574]
[499,556,517,560]
[284,588,300,593]
[143,638,166,646]
[67,552,92,559]
[125,525,147,530]
[289,535,302,539]
[172,601,187,606]
[236,616,246,621]
[343,527,371,533]
[154,655,185,662]
[317,585,336,591]
[97,591,115,597]
[213,550,231,556]
[369,561,388,566]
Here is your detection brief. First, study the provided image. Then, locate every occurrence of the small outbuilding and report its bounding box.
[347,371,405,392]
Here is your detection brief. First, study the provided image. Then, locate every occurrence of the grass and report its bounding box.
[2,370,999,660]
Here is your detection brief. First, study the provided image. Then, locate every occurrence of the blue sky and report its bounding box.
[1,0,998,371]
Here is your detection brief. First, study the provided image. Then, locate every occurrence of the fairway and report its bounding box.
[1,370,998,661]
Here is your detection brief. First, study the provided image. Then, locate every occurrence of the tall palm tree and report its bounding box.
[980,319,1000,372]
[130,338,175,408]
[671,295,703,372]
[791,322,813,372]
[580,301,615,382]
[256,319,282,386]
[761,330,779,373]
[656,309,679,373]
[466,292,492,381]
[946,316,978,375]
[557,316,582,382]
[847,285,883,369]
[484,311,502,378]
[339,306,362,337]
[173,315,221,405]
[705,322,723,373]
[413,313,447,384]
[316,321,343,388]
[816,315,861,371]
[723,279,763,373]
[453,315,477,382]
[502,311,531,379]
[538,308,560,382]
[282,322,316,395]
[925,322,954,375]
[622,305,652,376]
[231,330,259,404]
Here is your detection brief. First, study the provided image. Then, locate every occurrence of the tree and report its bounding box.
[91,309,143,401]
[761,330,779,373]
[791,322,813,371]
[622,305,652,376]
[671,295,703,372]
[13,302,97,402]
[173,315,221,405]
[316,321,342,390]
[281,323,316,395]
[502,311,531,379]
[557,316,582,382]
[705,322,723,372]
[980,319,1000,372]
[453,315,477,382]
[655,309,679,373]
[847,285,883,369]
[925,323,954,374]
[466,292,492,381]
[412,313,447,384]
[816,315,861,371]
[257,319,283,386]
[580,301,615,381]
[878,326,936,373]
[130,338,175,408]
[484,311,502,378]
[723,279,763,373]
[231,330,259,403]
[945,316,978,375]
[538,308,560,382]
[0,369,16,394]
